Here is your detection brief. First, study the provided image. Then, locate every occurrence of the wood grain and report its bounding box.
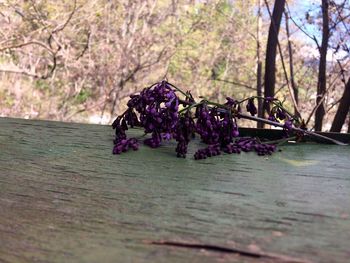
[0,117,349,262]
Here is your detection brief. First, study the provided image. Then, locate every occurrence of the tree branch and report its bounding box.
[0,40,55,54]
[213,78,255,91]
[285,3,321,51]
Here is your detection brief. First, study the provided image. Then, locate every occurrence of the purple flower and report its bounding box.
[144,132,162,148]
[195,105,220,144]
[174,111,195,158]
[225,97,236,107]
[176,141,188,158]
[283,119,293,131]
[163,133,172,140]
[126,81,179,148]
[112,117,127,143]
[124,109,139,128]
[194,144,221,160]
[276,109,287,120]
[221,137,276,156]
[265,96,274,102]
[112,80,280,160]
[268,115,277,122]
[113,138,139,154]
[246,98,257,116]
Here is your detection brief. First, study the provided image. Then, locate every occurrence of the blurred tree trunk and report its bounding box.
[315,0,329,131]
[330,77,350,132]
[257,0,263,128]
[263,0,286,115]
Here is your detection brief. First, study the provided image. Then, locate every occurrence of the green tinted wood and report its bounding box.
[1,117,350,262]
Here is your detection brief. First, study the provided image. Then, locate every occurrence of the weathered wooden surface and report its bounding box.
[0,117,350,263]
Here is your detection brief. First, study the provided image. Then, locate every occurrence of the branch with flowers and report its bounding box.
[112,80,347,160]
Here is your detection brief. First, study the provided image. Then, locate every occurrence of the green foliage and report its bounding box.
[75,89,91,104]
[1,0,348,127]
[34,80,50,92]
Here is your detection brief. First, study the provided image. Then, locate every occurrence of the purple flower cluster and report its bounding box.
[276,108,287,120]
[113,138,139,154]
[195,105,220,144]
[124,108,139,127]
[112,116,127,142]
[266,104,295,134]
[268,107,287,122]
[112,116,139,154]
[246,98,257,116]
[113,81,180,154]
[224,138,276,156]
[266,104,296,137]
[283,119,293,133]
[174,111,195,157]
[194,144,221,160]
[195,100,239,147]
[112,81,283,160]
[131,81,179,148]
[193,137,276,160]
[219,99,239,146]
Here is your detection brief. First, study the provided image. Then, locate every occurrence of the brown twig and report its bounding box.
[76,29,91,60]
[0,40,54,54]
[285,3,321,51]
[0,40,57,79]
[213,78,255,91]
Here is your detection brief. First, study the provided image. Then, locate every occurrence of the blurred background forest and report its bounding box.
[0,0,349,132]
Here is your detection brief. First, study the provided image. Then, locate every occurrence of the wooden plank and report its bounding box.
[0,117,350,263]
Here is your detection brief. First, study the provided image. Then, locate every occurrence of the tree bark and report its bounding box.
[257,0,263,128]
[263,0,286,114]
[330,77,350,132]
[315,0,329,131]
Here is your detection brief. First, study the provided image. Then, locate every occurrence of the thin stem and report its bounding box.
[179,101,204,114]
[204,100,229,109]
[166,82,192,100]
[178,97,344,145]
[237,96,298,122]
[237,113,347,146]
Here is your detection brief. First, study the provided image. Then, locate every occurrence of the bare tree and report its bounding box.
[330,77,350,132]
[1,0,349,128]
[315,0,330,131]
[263,0,286,114]
[256,0,263,128]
